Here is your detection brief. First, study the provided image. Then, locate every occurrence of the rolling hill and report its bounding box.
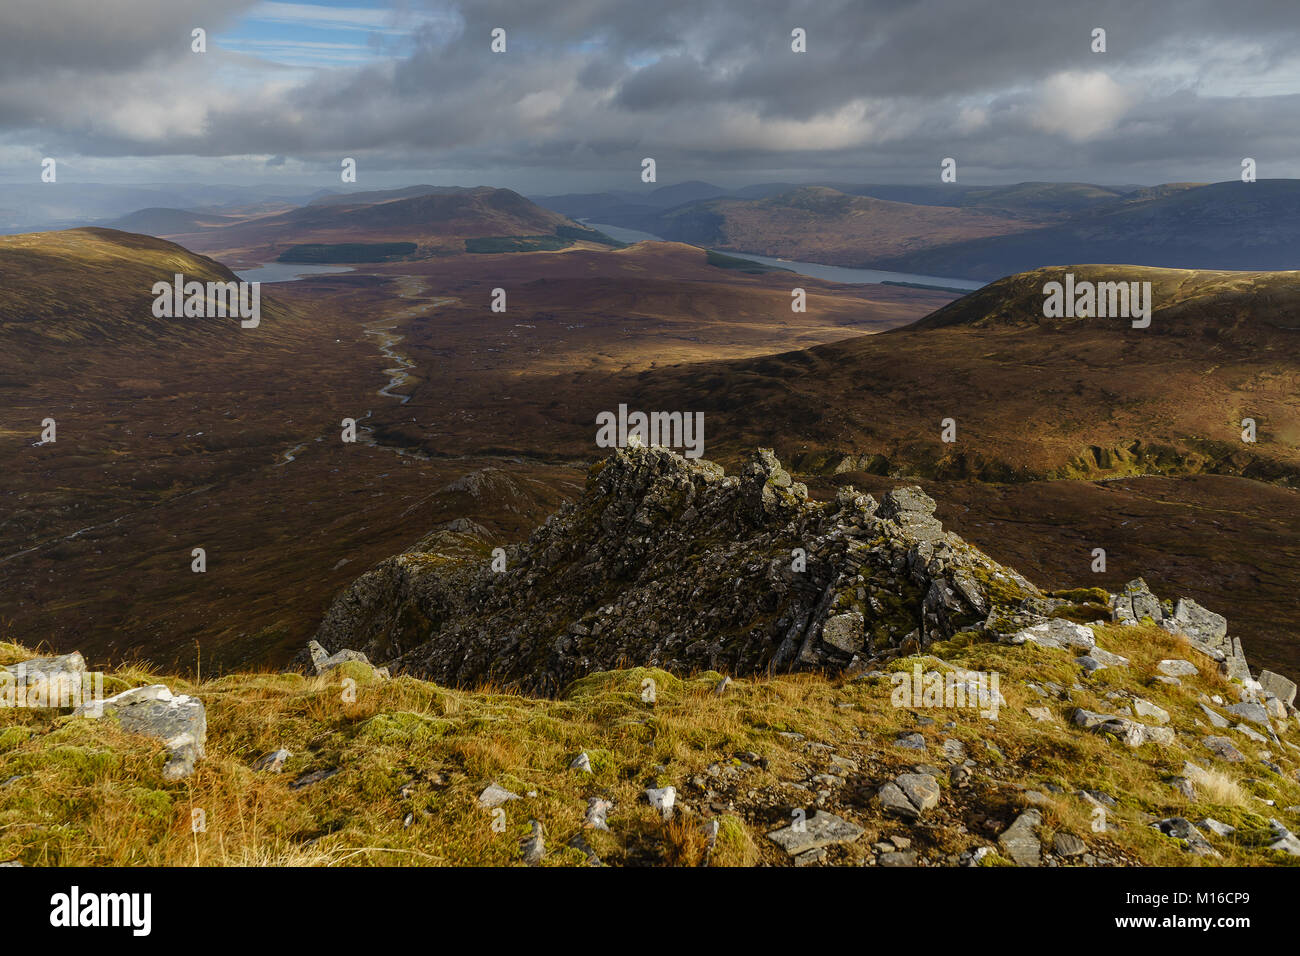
[102,207,238,234]
[605,265,1300,481]
[149,186,613,266]
[0,227,288,347]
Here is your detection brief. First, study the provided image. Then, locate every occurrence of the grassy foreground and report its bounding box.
[2,621,1299,867]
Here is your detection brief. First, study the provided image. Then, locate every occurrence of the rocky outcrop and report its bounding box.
[316,447,1045,694]
[314,447,1279,703]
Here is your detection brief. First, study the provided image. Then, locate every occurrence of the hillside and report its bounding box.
[874,181,1300,279]
[535,180,1135,232]
[6,446,1300,867]
[0,227,288,347]
[610,265,1300,483]
[102,207,237,234]
[632,186,1045,265]
[153,187,611,265]
[0,229,946,673]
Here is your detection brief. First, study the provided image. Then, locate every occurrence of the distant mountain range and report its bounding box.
[535,179,1300,278]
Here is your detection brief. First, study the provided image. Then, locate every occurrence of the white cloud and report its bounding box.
[1030,71,1132,142]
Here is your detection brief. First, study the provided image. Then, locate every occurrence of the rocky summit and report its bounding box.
[316,446,1045,693]
[315,446,1269,702]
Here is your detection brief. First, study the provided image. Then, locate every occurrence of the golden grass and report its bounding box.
[3,622,1300,867]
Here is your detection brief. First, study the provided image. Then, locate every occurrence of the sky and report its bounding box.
[2,0,1300,193]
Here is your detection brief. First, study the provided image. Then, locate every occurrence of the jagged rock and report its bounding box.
[821,611,865,654]
[584,797,613,831]
[308,446,1295,765]
[1072,708,1114,730]
[1111,578,1165,624]
[1198,703,1231,728]
[251,749,290,773]
[77,684,206,780]
[1132,698,1170,724]
[1157,659,1199,678]
[478,783,521,808]
[569,752,593,774]
[1267,820,1300,856]
[1202,736,1245,762]
[520,820,545,865]
[1026,706,1054,722]
[766,810,864,857]
[1200,818,1235,837]
[315,448,1039,694]
[1052,832,1087,857]
[997,809,1042,867]
[1082,647,1130,669]
[1171,599,1228,647]
[1227,701,1271,728]
[877,772,940,819]
[1004,619,1095,652]
[1259,670,1297,707]
[1151,817,1218,857]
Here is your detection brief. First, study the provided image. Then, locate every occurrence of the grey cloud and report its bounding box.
[2,0,1300,186]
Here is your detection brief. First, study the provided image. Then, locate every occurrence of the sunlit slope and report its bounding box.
[620,265,1300,481]
[0,227,286,346]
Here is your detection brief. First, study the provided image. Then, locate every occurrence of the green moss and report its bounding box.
[971,564,1034,607]
[331,660,382,685]
[1050,588,1111,605]
[564,667,682,701]
[0,726,35,751]
[885,655,952,674]
[357,712,454,745]
[18,744,124,781]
